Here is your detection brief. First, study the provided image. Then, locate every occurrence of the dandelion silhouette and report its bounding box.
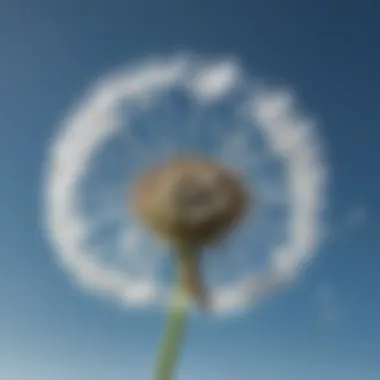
[43,53,326,380]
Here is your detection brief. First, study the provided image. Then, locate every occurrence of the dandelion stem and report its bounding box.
[153,246,195,380]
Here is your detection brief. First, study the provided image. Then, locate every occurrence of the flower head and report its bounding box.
[132,155,250,249]
[44,54,326,315]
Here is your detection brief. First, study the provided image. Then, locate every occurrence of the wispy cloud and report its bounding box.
[324,205,369,243]
[43,54,327,315]
[344,206,368,228]
[314,283,342,326]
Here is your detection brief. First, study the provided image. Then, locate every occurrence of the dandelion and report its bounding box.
[44,54,326,380]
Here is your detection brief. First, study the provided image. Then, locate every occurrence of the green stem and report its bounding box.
[153,247,195,380]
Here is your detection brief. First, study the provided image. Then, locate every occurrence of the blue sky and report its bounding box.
[0,1,379,379]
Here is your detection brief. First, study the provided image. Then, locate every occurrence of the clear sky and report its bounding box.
[0,1,379,379]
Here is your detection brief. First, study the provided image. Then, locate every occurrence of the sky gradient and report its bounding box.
[0,1,379,379]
